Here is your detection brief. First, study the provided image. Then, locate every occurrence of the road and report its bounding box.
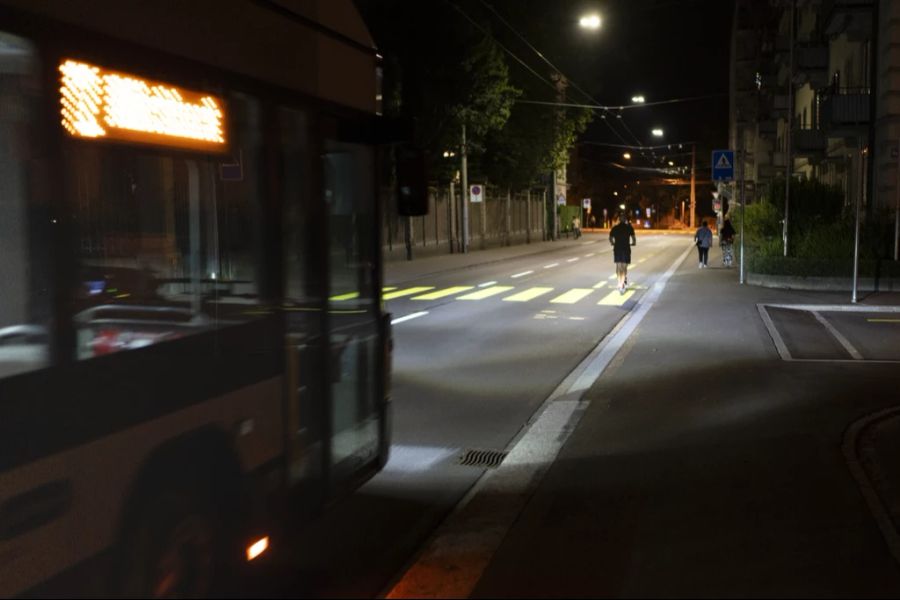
[260,232,693,597]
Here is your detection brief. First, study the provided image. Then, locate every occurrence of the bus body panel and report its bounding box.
[0,377,283,597]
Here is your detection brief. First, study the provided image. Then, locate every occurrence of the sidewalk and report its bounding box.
[457,247,900,596]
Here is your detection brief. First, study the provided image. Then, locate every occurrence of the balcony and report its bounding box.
[794,45,829,88]
[759,120,777,136]
[823,0,875,40]
[821,88,871,136]
[770,94,790,118]
[792,127,827,156]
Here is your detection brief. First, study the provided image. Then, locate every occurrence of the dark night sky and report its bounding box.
[357,0,734,178]
[485,0,735,165]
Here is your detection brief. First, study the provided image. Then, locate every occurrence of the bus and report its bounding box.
[0,0,400,596]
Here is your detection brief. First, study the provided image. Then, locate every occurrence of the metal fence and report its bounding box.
[383,186,552,260]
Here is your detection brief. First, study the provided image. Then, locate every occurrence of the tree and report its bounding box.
[357,0,519,180]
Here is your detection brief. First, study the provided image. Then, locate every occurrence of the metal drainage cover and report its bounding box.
[459,448,508,469]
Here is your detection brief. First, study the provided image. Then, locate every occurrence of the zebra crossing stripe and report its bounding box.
[384,286,434,300]
[593,281,607,289]
[598,289,635,306]
[412,286,474,300]
[458,286,515,300]
[551,289,594,304]
[330,291,360,301]
[503,287,553,302]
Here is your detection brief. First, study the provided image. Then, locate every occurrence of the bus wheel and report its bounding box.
[121,488,223,599]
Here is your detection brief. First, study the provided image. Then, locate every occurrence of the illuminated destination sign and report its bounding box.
[59,59,226,151]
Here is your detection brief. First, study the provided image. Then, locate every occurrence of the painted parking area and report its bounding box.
[759,304,900,362]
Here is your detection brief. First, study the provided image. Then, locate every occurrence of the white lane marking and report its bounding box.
[584,253,595,258]
[765,304,900,313]
[812,311,864,360]
[511,270,533,278]
[478,281,497,287]
[543,263,559,269]
[391,311,428,325]
[387,242,694,599]
[567,258,579,263]
[757,305,792,360]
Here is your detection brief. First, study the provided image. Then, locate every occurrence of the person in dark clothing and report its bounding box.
[694,220,713,268]
[609,213,636,294]
[719,218,736,267]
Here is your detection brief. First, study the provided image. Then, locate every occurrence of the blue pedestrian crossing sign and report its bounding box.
[712,150,735,181]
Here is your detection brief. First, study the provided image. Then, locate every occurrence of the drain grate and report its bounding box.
[458,448,508,469]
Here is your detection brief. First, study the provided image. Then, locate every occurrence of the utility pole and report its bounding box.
[690,143,696,229]
[852,140,864,304]
[460,123,469,254]
[738,121,746,284]
[895,140,900,260]
[783,0,796,257]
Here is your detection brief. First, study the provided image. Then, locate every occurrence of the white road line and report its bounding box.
[386,242,694,600]
[765,304,900,313]
[390,311,428,325]
[543,263,559,269]
[812,311,864,360]
[757,304,792,360]
[511,270,533,278]
[567,258,579,263]
[584,253,595,258]
[478,281,497,287]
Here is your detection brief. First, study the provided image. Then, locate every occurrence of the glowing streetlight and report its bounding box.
[623,152,632,160]
[619,203,626,210]
[668,160,675,166]
[579,14,602,29]
[631,95,645,104]
[614,191,619,196]
[651,128,664,137]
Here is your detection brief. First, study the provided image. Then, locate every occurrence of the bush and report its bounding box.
[733,178,900,277]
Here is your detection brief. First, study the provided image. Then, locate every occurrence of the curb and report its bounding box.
[843,406,900,566]
[748,272,900,292]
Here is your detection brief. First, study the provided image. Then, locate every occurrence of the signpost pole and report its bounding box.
[460,124,469,254]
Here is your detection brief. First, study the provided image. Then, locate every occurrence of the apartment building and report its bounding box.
[730,0,900,216]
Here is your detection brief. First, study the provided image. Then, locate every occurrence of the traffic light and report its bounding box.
[396,144,429,216]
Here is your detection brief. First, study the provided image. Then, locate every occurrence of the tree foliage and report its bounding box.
[357,0,594,189]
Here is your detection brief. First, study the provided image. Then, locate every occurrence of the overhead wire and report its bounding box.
[472,0,637,149]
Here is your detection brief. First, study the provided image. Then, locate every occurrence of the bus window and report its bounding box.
[64,97,262,360]
[324,140,380,475]
[280,106,327,486]
[0,33,51,378]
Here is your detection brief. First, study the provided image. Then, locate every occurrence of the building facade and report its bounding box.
[731,0,900,217]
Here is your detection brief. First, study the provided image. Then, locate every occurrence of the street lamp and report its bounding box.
[623,152,631,160]
[579,14,601,29]
[631,95,645,104]
[651,128,664,137]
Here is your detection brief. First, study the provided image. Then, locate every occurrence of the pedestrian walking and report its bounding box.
[609,213,636,293]
[694,220,713,268]
[572,216,582,239]
[719,217,736,268]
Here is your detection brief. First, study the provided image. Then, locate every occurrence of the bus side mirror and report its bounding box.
[396,145,428,216]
